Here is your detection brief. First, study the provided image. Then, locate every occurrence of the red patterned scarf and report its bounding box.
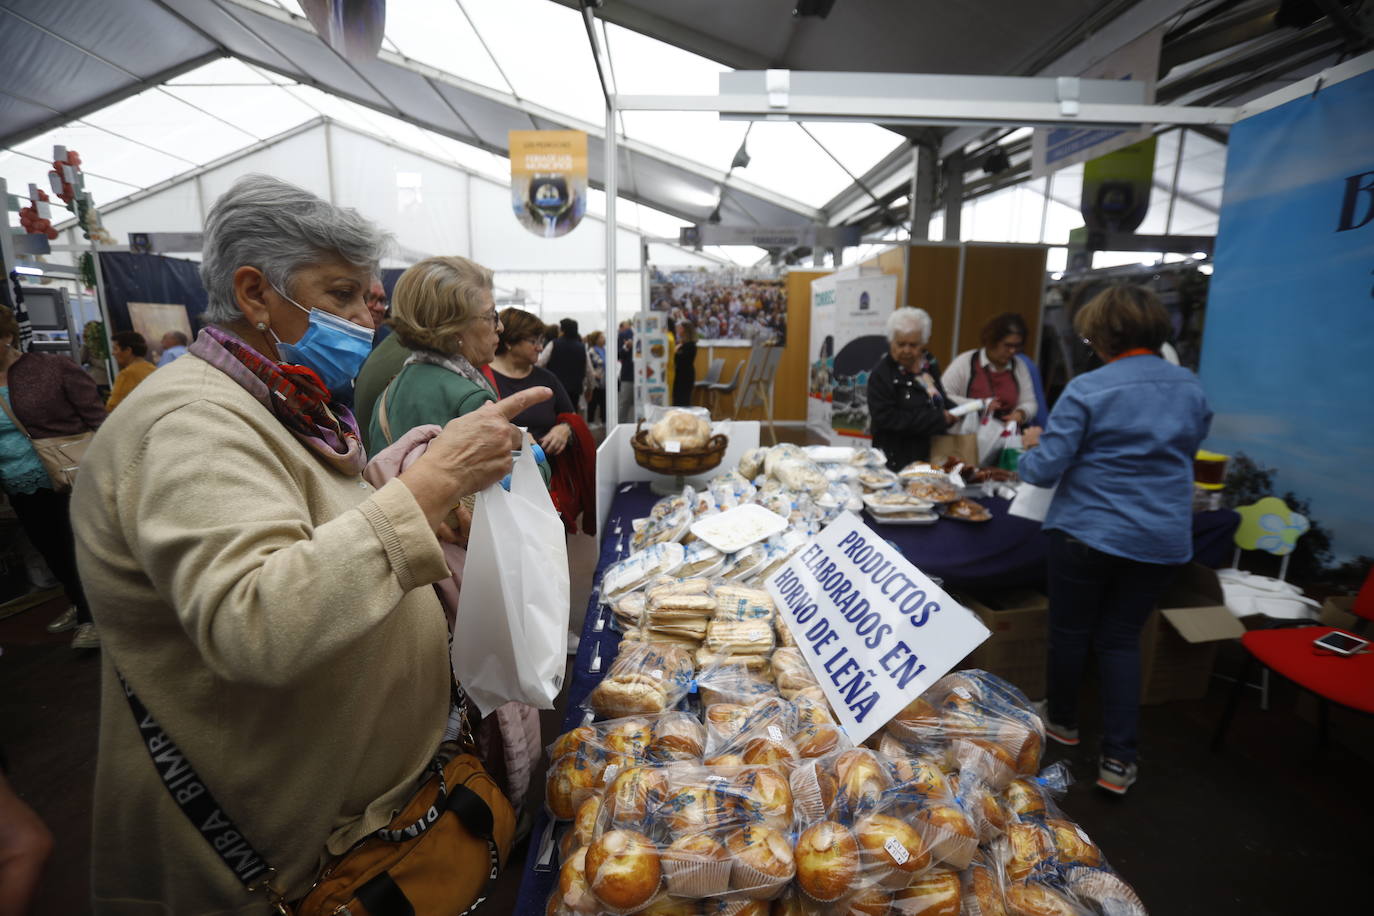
[193,327,366,475]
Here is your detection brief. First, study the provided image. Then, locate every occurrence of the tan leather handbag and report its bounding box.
[0,394,93,492]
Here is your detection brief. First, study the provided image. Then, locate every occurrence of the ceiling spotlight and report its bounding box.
[707,204,722,224]
[982,148,1011,175]
[1192,251,1208,260]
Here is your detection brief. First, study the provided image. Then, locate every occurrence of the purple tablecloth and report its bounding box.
[512,484,1239,914]
[862,498,1240,589]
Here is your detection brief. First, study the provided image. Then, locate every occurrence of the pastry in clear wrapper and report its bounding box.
[733,765,794,831]
[740,736,800,773]
[714,584,775,621]
[649,410,713,450]
[547,752,609,820]
[606,765,671,827]
[725,824,796,900]
[794,820,859,903]
[550,725,599,763]
[846,886,895,916]
[571,795,603,851]
[1003,779,1047,819]
[586,829,663,913]
[914,803,978,869]
[1044,819,1101,869]
[605,720,656,757]
[792,724,845,759]
[1003,882,1084,916]
[770,647,819,698]
[650,713,706,762]
[662,833,731,898]
[1004,822,1055,883]
[706,619,775,656]
[792,692,836,726]
[560,846,600,914]
[855,813,932,886]
[834,749,891,820]
[893,868,962,916]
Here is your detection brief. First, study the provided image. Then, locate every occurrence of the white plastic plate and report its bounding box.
[689,504,788,554]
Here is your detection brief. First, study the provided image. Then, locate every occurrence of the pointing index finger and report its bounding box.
[494,386,552,421]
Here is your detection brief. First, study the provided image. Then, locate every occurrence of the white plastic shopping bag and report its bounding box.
[977,418,1018,465]
[453,444,569,717]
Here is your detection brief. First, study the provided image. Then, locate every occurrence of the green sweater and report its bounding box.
[366,359,553,485]
[366,361,494,455]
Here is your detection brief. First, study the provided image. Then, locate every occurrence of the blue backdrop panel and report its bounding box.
[98,252,209,333]
[1199,68,1374,559]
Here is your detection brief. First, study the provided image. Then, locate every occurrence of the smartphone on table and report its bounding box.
[1313,630,1369,656]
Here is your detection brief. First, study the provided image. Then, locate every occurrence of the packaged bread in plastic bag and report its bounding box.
[588,642,696,719]
[696,657,778,708]
[604,542,687,599]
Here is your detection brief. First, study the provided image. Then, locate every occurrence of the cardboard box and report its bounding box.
[959,588,1049,701]
[1320,595,1359,631]
[1140,564,1245,705]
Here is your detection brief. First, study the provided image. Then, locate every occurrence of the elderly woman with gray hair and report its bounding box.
[71,175,542,911]
[866,306,955,471]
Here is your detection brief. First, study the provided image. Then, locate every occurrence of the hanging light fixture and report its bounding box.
[731,138,752,170]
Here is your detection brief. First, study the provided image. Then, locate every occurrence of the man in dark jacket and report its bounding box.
[544,318,588,415]
[616,320,634,423]
[867,307,955,472]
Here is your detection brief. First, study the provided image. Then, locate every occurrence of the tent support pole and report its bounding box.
[604,94,619,431]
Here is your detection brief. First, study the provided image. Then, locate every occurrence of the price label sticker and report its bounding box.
[601,764,620,786]
[767,725,785,743]
[884,837,910,865]
[664,440,682,454]
[652,669,664,680]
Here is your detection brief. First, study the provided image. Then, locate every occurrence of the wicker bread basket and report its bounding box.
[631,421,728,475]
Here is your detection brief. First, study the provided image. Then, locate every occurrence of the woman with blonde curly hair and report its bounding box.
[365,255,505,453]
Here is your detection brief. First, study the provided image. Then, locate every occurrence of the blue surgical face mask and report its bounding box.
[271,286,373,394]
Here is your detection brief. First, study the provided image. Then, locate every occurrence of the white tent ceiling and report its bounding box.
[1,0,1366,257]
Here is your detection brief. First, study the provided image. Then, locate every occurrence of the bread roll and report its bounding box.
[559,846,599,914]
[734,765,794,832]
[893,868,962,916]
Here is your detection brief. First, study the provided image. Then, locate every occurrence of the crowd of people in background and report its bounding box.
[649,270,787,344]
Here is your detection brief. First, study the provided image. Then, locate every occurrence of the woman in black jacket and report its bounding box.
[866,307,955,472]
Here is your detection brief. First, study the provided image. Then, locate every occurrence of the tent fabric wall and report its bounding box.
[97,252,208,334]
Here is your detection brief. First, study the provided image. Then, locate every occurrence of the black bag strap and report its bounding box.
[119,670,499,913]
[116,672,282,899]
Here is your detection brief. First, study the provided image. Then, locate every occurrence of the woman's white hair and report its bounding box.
[199,175,391,324]
[886,306,932,343]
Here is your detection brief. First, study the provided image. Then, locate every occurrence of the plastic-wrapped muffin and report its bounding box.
[662,833,731,898]
[650,713,706,762]
[834,749,891,820]
[733,766,794,832]
[888,753,949,799]
[559,846,600,914]
[1045,819,1102,869]
[1003,778,1048,819]
[605,720,657,758]
[792,724,844,759]
[550,726,599,763]
[966,856,1010,916]
[586,829,663,913]
[794,821,859,903]
[855,813,932,887]
[633,898,705,916]
[789,759,839,823]
[547,754,608,821]
[706,703,751,740]
[726,824,796,900]
[1004,822,1055,883]
[1003,882,1083,916]
[792,692,835,726]
[741,735,800,773]
[571,795,603,851]
[606,766,670,827]
[915,803,978,870]
[846,885,895,916]
[893,868,962,916]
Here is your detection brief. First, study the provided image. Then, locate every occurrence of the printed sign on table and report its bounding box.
[764,513,989,744]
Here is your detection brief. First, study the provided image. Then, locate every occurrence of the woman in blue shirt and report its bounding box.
[1019,285,1211,795]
